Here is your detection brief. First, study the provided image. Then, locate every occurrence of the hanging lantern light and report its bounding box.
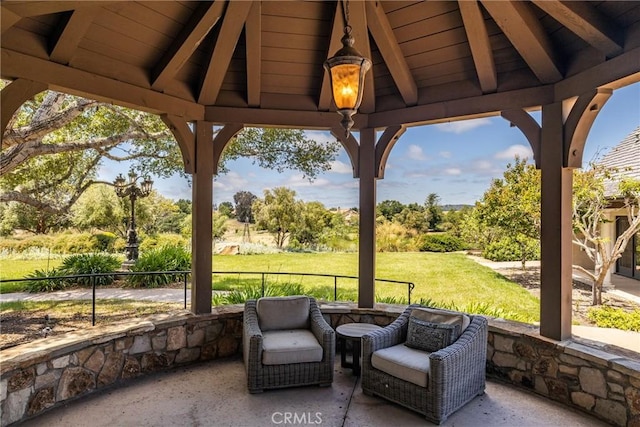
[324,1,371,136]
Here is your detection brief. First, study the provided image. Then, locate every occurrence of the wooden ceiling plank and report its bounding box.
[2,1,110,18]
[245,1,261,107]
[1,6,21,35]
[366,1,417,106]
[481,0,563,84]
[152,1,226,90]
[458,0,497,93]
[532,0,623,58]
[2,48,203,119]
[198,0,253,105]
[49,8,98,64]
[318,1,344,111]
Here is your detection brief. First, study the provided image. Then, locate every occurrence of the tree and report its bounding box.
[218,201,234,218]
[180,211,228,240]
[425,193,444,231]
[291,201,330,248]
[234,191,257,223]
[1,88,340,234]
[252,187,302,248]
[71,184,124,232]
[572,164,640,305]
[394,204,429,234]
[474,158,541,269]
[377,200,405,221]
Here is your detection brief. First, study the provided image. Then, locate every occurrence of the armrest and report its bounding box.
[243,300,263,371]
[428,315,488,392]
[362,304,416,359]
[309,298,335,359]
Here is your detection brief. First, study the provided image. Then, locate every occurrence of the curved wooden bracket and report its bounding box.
[1,79,47,142]
[500,109,541,169]
[375,125,406,178]
[161,114,195,174]
[563,88,612,168]
[330,126,360,178]
[212,123,244,175]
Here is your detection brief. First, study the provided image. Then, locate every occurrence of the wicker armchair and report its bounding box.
[243,296,335,393]
[361,305,488,424]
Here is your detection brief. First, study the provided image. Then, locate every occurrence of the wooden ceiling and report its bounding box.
[2,1,640,131]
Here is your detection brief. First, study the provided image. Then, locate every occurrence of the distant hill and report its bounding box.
[441,204,473,211]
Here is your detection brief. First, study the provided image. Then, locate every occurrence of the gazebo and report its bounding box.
[2,0,639,344]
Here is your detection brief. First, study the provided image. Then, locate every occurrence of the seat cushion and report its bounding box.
[257,296,310,331]
[371,344,430,388]
[262,329,323,365]
[405,316,460,352]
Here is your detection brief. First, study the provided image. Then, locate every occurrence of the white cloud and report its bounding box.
[214,171,249,190]
[440,151,452,158]
[474,160,494,171]
[444,168,462,176]
[304,130,337,145]
[286,174,331,188]
[434,118,492,134]
[330,160,353,174]
[407,144,427,160]
[495,144,533,160]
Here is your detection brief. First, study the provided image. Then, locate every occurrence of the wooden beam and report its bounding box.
[49,8,99,64]
[482,0,563,83]
[532,0,623,58]
[1,78,48,142]
[198,1,253,105]
[501,109,541,168]
[458,0,497,93]
[161,114,195,174]
[563,88,612,168]
[330,126,360,178]
[151,1,226,91]
[375,125,406,179]
[1,6,21,35]
[319,2,346,111]
[350,0,375,114]
[2,48,204,120]
[212,123,244,175]
[245,1,261,107]
[366,1,417,106]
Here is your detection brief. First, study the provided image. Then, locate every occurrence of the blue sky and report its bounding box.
[100,82,639,208]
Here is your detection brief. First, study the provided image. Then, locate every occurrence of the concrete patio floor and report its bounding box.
[22,358,607,427]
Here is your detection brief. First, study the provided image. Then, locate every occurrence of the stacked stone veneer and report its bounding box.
[487,318,640,426]
[1,303,639,426]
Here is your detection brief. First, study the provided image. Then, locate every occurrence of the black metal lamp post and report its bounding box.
[114,171,153,267]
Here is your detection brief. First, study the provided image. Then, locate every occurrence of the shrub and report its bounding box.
[127,245,191,288]
[417,233,466,252]
[482,235,540,262]
[587,306,640,331]
[91,232,117,252]
[139,234,188,252]
[59,253,121,286]
[25,268,67,293]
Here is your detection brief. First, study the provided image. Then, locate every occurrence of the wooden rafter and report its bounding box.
[245,1,261,107]
[1,1,110,17]
[365,1,417,106]
[198,1,253,105]
[49,8,99,64]
[318,2,346,111]
[481,0,563,83]
[458,0,497,93]
[151,1,227,91]
[349,0,375,113]
[532,0,623,58]
[0,6,21,35]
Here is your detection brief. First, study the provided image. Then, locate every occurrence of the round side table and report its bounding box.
[336,323,382,376]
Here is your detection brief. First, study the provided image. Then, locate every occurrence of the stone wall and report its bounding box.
[2,303,639,426]
[487,318,640,427]
[0,306,244,426]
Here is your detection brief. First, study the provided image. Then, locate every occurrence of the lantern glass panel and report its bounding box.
[330,64,361,110]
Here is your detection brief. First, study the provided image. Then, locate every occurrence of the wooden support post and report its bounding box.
[358,128,376,308]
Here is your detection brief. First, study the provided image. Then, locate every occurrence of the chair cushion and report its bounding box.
[262,329,323,365]
[371,344,430,388]
[257,296,310,331]
[405,316,460,352]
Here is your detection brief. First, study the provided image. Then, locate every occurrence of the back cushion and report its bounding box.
[405,316,460,352]
[257,296,310,331]
[410,307,470,333]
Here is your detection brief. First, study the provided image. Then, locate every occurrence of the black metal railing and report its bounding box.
[0,271,414,326]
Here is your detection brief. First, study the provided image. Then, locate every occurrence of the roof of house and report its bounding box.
[599,126,640,197]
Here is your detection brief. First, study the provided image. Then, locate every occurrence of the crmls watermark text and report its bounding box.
[271,412,323,425]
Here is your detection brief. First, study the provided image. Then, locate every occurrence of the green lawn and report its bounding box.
[0,252,539,322]
[0,259,63,293]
